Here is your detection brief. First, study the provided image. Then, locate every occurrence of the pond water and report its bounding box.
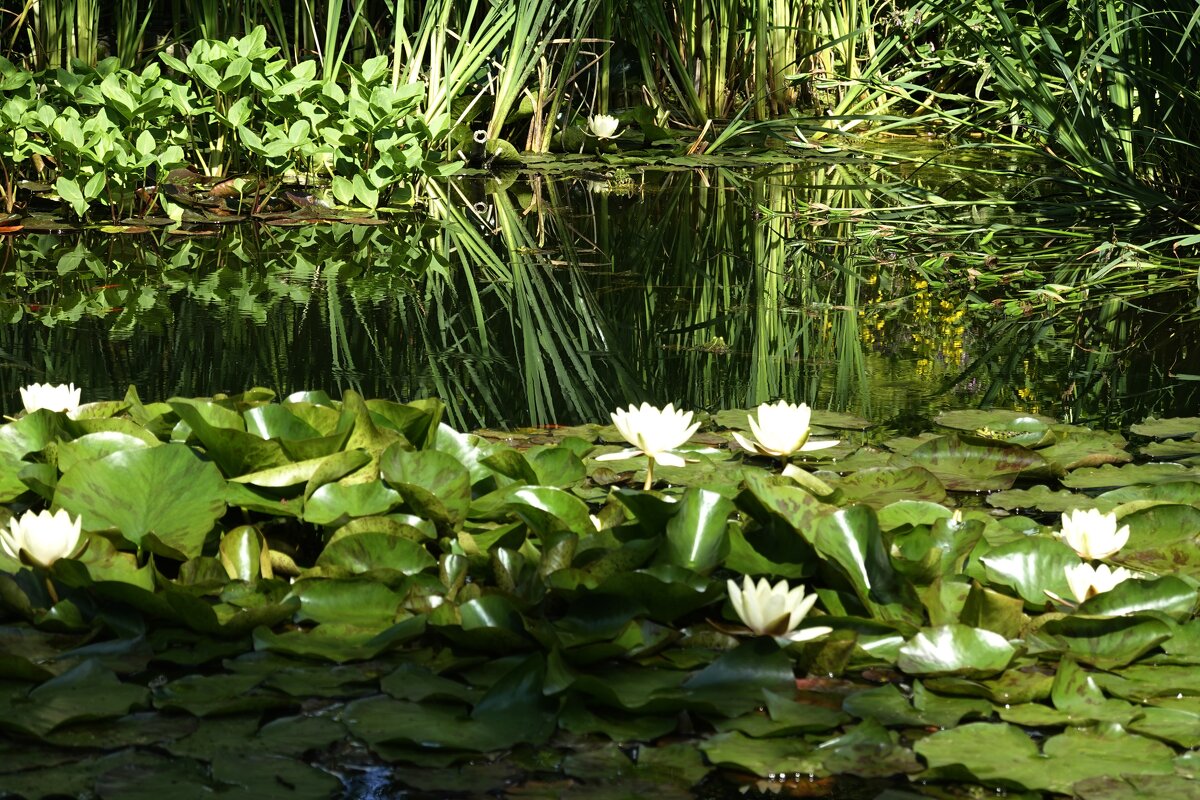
[1,157,1196,432]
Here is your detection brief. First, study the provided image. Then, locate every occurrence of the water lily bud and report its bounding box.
[726,575,832,642]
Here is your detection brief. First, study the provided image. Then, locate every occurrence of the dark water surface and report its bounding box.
[1,165,1196,431]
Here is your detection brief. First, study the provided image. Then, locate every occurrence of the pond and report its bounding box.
[3,155,1196,432]
[3,151,1200,800]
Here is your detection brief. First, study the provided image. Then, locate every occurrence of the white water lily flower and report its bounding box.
[1057,508,1129,560]
[597,402,699,466]
[0,509,86,569]
[588,113,621,139]
[595,402,699,489]
[19,382,80,414]
[1064,561,1133,602]
[726,576,832,642]
[731,400,839,461]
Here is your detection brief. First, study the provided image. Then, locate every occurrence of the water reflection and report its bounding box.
[0,165,1195,430]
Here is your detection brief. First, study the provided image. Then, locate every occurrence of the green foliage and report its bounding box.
[1,391,1200,794]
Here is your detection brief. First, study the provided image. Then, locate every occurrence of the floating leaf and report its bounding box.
[55,444,226,559]
[897,624,1015,677]
[1062,462,1200,489]
[907,436,1048,491]
[916,723,1175,793]
[834,467,946,507]
[1130,417,1200,439]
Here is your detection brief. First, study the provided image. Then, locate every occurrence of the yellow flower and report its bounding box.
[1057,508,1129,560]
[1,509,86,569]
[726,576,831,641]
[731,400,839,461]
[1064,561,1133,602]
[20,383,80,414]
[587,114,621,139]
[595,403,699,489]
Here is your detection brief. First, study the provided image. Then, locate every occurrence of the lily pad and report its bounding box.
[55,444,227,559]
[1130,417,1200,439]
[907,436,1048,491]
[916,722,1175,793]
[897,624,1015,677]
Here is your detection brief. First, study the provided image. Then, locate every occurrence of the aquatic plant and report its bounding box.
[1057,508,1131,561]
[731,399,840,463]
[0,388,1196,795]
[595,401,700,489]
[18,382,81,414]
[0,509,85,569]
[726,575,831,641]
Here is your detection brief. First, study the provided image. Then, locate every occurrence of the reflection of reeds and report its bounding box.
[1,166,1196,427]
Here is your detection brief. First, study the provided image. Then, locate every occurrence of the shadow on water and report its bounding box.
[0,161,1196,431]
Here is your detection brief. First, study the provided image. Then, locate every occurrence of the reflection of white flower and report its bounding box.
[1057,509,1129,560]
[731,400,838,460]
[20,383,80,414]
[588,113,621,139]
[726,576,832,641]
[1064,561,1133,602]
[595,403,699,490]
[1,509,86,569]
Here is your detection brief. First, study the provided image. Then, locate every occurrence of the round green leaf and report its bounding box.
[55,444,227,559]
[897,624,1015,677]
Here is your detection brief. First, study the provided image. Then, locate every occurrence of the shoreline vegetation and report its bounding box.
[0,0,1197,228]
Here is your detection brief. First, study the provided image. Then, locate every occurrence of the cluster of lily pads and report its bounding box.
[2,384,1200,798]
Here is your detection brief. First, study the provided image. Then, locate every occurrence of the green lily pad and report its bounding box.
[1074,774,1200,800]
[315,532,436,575]
[662,488,733,574]
[897,624,1015,677]
[819,719,922,777]
[0,659,149,738]
[833,467,946,507]
[979,534,1080,605]
[1130,417,1200,439]
[252,616,425,662]
[169,397,291,477]
[55,444,227,560]
[1114,504,1200,577]
[935,409,1057,433]
[907,436,1048,491]
[1027,615,1173,669]
[380,446,471,532]
[1062,462,1200,489]
[987,485,1109,513]
[55,432,154,474]
[1038,427,1132,471]
[698,731,822,778]
[303,480,402,526]
[915,722,1175,793]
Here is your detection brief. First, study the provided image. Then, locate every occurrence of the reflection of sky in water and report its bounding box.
[0,169,1196,431]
